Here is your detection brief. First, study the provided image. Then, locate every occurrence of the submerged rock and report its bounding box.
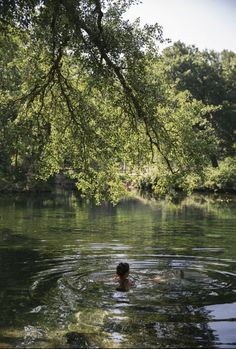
[65,332,89,348]
[68,309,108,333]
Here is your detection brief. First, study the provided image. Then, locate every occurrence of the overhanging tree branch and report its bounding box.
[61,0,174,172]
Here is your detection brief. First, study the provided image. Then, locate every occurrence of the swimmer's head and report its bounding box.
[116,262,129,277]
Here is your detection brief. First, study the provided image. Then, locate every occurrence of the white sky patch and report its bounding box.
[123,0,236,52]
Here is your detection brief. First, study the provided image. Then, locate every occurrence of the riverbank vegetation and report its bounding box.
[0,0,235,203]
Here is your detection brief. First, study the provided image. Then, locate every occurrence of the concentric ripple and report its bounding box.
[0,193,236,348]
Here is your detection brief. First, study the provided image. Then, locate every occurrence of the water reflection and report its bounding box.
[0,192,236,348]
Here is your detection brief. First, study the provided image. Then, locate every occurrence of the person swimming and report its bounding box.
[115,262,134,292]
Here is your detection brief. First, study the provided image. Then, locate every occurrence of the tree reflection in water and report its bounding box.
[0,193,235,348]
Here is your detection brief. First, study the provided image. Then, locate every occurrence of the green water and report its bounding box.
[0,192,236,348]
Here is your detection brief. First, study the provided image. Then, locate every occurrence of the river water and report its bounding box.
[0,191,236,348]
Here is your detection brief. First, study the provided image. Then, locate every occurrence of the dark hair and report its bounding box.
[116,262,129,276]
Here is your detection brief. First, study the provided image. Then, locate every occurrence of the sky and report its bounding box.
[124,0,236,52]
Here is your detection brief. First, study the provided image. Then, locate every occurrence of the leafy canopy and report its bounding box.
[0,0,219,202]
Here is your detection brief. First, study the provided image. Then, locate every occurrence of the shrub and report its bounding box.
[204,157,236,191]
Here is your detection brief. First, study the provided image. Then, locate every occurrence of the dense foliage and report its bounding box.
[0,0,235,202]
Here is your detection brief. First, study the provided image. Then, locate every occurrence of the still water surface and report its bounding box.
[0,192,236,348]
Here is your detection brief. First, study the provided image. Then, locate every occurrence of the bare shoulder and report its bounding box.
[116,278,132,292]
